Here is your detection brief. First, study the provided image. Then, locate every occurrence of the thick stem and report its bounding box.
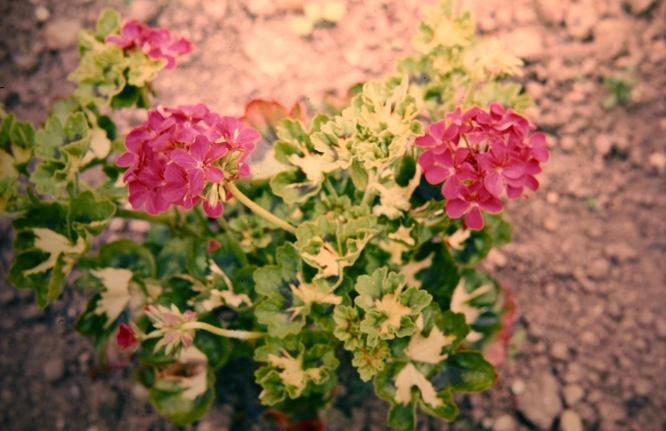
[226,182,296,234]
[116,208,173,225]
[187,321,266,340]
[115,208,198,236]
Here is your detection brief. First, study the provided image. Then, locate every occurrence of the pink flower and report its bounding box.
[445,182,503,230]
[417,104,549,230]
[106,20,193,69]
[116,323,139,351]
[117,105,260,218]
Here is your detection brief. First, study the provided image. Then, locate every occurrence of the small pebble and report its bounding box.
[648,152,666,173]
[563,384,585,406]
[511,379,526,395]
[493,414,518,431]
[34,6,50,22]
[560,410,584,431]
[43,358,65,382]
[551,341,569,360]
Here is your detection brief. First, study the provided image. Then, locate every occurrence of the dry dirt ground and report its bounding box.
[1,0,665,430]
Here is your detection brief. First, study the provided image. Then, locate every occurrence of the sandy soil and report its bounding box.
[1,0,665,430]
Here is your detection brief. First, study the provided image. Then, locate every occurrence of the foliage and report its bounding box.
[1,4,548,430]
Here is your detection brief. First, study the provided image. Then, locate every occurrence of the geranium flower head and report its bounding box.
[417,104,549,230]
[144,304,198,355]
[117,104,260,218]
[116,323,139,351]
[106,20,193,69]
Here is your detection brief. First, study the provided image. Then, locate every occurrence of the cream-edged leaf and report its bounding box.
[92,267,133,326]
[23,228,86,276]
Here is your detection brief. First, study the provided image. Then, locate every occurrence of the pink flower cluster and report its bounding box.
[106,20,193,69]
[117,104,260,217]
[417,103,549,230]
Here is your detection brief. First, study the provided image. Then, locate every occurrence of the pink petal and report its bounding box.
[206,143,228,162]
[428,121,447,141]
[506,185,523,199]
[425,167,450,185]
[525,175,539,191]
[483,171,504,198]
[464,207,484,230]
[445,199,469,219]
[116,152,136,167]
[203,201,224,218]
[169,149,197,170]
[190,136,210,161]
[205,167,224,183]
[441,177,462,199]
[415,134,437,148]
[480,196,503,213]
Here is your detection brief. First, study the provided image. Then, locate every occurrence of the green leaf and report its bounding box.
[9,215,87,307]
[395,155,416,187]
[68,191,116,235]
[149,347,215,426]
[76,293,116,348]
[127,50,167,87]
[374,361,459,429]
[254,335,339,405]
[89,267,133,325]
[62,111,91,157]
[410,240,460,310]
[34,114,65,160]
[354,267,431,346]
[270,169,321,205]
[30,159,69,197]
[294,208,380,281]
[9,120,35,151]
[95,8,121,39]
[350,159,368,190]
[70,42,128,106]
[94,240,156,277]
[440,351,496,392]
[193,314,232,368]
[254,244,337,337]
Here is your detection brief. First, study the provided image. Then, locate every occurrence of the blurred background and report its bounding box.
[0,0,664,430]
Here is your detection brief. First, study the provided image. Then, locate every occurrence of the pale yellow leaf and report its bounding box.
[394,363,442,407]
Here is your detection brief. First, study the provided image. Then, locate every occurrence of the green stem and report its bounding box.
[186,321,266,340]
[194,206,214,235]
[324,177,338,197]
[116,208,173,224]
[226,182,296,234]
[115,208,198,236]
[361,171,377,205]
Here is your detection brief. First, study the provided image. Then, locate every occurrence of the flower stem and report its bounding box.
[116,208,173,225]
[115,208,198,236]
[226,182,296,234]
[187,321,266,340]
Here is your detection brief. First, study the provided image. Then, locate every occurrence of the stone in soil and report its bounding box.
[551,341,569,361]
[648,152,666,173]
[565,3,597,40]
[534,0,566,25]
[127,0,162,22]
[516,370,562,429]
[43,357,65,382]
[625,0,656,14]
[503,26,544,60]
[43,18,81,51]
[560,410,584,431]
[587,258,610,279]
[593,19,629,60]
[493,414,519,431]
[34,6,50,22]
[603,243,637,263]
[563,384,585,406]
